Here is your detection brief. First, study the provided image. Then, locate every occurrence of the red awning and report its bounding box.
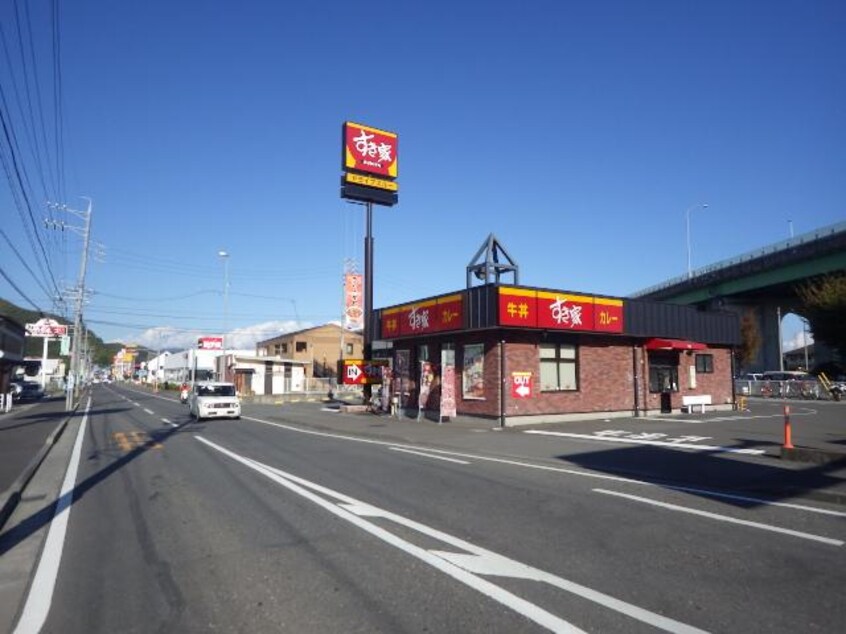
[644,338,707,351]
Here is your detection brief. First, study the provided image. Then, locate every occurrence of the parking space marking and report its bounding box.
[524,430,766,455]
[593,489,843,546]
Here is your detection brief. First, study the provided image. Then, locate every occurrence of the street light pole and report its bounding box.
[218,250,230,381]
[685,202,708,279]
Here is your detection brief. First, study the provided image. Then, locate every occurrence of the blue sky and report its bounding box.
[2,0,843,352]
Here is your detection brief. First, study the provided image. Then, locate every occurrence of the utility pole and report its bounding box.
[48,198,93,411]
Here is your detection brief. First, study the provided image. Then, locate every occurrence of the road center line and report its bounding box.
[197,437,707,634]
[389,446,471,464]
[593,489,843,546]
[143,408,154,415]
[14,398,90,634]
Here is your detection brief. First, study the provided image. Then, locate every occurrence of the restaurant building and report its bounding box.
[374,283,739,425]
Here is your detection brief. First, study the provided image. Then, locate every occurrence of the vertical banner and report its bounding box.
[462,343,485,400]
[440,348,457,420]
[343,273,364,331]
[380,365,392,412]
[395,349,410,410]
[418,361,434,418]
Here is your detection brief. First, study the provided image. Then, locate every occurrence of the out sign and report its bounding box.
[511,372,532,399]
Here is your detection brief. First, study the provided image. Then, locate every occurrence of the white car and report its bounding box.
[188,382,241,421]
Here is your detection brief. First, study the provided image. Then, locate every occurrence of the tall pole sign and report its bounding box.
[341,121,399,397]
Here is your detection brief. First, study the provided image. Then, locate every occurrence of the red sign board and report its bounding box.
[593,297,624,332]
[498,287,624,334]
[536,291,595,332]
[342,359,388,385]
[511,372,533,399]
[198,337,223,350]
[380,294,464,340]
[344,122,398,179]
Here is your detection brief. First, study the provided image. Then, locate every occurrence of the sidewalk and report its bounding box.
[0,394,77,529]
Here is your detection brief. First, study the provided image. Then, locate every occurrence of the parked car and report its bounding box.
[188,382,241,421]
[11,380,45,401]
[737,373,762,381]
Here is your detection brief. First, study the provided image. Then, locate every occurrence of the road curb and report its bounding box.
[0,400,81,532]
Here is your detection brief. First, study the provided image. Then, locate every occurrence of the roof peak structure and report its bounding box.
[466,233,519,288]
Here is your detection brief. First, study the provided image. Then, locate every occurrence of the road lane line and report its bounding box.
[389,447,471,464]
[197,437,708,634]
[593,489,843,547]
[143,408,154,415]
[161,418,176,427]
[14,399,90,634]
[524,430,766,455]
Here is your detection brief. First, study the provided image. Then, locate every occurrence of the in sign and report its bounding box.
[346,363,362,383]
[511,372,532,399]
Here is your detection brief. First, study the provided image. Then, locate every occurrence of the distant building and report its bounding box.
[783,344,814,371]
[256,323,363,379]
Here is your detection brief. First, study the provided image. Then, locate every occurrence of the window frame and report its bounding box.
[695,353,714,374]
[539,342,579,392]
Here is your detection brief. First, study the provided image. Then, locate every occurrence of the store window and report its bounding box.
[695,354,714,373]
[649,352,679,392]
[346,343,354,355]
[462,343,485,400]
[539,343,578,391]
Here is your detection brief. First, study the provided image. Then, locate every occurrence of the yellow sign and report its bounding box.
[345,172,399,192]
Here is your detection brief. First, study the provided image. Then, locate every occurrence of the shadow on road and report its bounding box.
[0,417,191,556]
[559,441,846,509]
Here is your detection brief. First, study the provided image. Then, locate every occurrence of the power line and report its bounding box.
[0,263,43,312]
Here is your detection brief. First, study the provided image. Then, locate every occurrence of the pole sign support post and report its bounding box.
[340,121,399,400]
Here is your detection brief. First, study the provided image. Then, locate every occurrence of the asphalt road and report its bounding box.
[2,384,845,633]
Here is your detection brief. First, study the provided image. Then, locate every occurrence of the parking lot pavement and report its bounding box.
[245,396,846,506]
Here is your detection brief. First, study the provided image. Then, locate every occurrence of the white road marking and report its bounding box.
[143,408,154,416]
[197,437,707,634]
[660,483,846,518]
[14,399,90,634]
[524,430,766,455]
[593,489,844,547]
[162,418,176,427]
[321,407,340,413]
[389,446,471,464]
[131,401,140,407]
[242,415,842,517]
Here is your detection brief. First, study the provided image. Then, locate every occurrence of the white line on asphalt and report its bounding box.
[162,418,176,427]
[242,415,843,517]
[14,398,90,634]
[196,437,707,634]
[389,446,471,464]
[524,430,766,455]
[131,401,140,407]
[593,489,844,547]
[660,483,846,518]
[143,408,154,415]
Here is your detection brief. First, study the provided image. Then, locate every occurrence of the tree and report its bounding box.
[737,310,762,370]
[796,273,846,359]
